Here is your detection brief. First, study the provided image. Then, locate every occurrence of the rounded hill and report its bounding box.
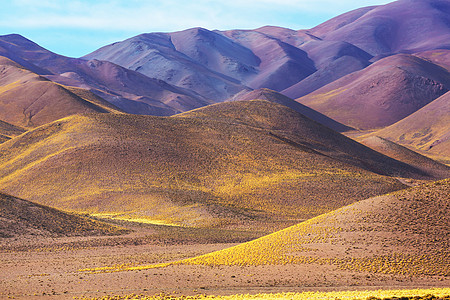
[0,100,423,229]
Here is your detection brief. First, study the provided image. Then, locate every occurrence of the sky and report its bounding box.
[0,0,392,58]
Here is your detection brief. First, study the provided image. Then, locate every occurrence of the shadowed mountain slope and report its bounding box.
[219,29,316,91]
[0,119,25,142]
[170,28,261,82]
[0,56,120,127]
[251,31,374,99]
[174,178,450,278]
[84,27,317,96]
[297,54,450,130]
[174,100,433,180]
[282,55,371,99]
[0,193,126,238]
[367,91,450,159]
[416,49,450,71]
[0,34,55,75]
[228,88,353,132]
[0,100,429,229]
[300,40,373,70]
[358,136,450,179]
[13,0,448,117]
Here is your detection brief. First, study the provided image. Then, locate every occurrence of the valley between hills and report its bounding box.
[0,0,450,299]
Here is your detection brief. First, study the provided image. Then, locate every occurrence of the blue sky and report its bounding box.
[0,0,391,57]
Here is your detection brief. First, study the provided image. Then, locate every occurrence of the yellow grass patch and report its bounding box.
[0,80,21,94]
[91,213,183,227]
[76,288,450,299]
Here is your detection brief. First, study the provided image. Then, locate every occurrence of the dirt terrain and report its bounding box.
[1,180,449,299]
[2,225,448,300]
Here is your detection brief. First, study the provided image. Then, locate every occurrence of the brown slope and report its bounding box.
[0,192,126,239]
[0,101,419,230]
[0,119,25,139]
[0,120,25,143]
[297,54,450,130]
[0,56,120,127]
[0,134,9,144]
[358,136,450,180]
[176,100,436,180]
[228,88,353,132]
[175,178,450,279]
[367,91,450,160]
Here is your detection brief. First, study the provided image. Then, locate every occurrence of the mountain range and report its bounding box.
[1,0,450,297]
[0,0,449,227]
[0,100,432,229]
[0,1,447,160]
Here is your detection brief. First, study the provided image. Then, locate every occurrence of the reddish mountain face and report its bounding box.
[282,55,370,99]
[0,56,119,127]
[84,28,317,96]
[44,59,212,115]
[369,91,450,159]
[297,54,450,130]
[82,0,450,110]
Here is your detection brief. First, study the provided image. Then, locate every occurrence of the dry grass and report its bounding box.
[0,119,25,140]
[0,100,417,230]
[0,192,127,238]
[76,288,450,299]
[93,179,449,277]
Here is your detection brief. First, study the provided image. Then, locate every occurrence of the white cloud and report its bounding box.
[1,0,392,32]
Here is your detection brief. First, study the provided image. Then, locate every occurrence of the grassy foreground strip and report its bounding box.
[77,288,450,299]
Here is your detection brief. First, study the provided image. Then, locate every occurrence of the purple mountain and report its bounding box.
[308,0,450,56]
[297,54,450,130]
[0,34,211,115]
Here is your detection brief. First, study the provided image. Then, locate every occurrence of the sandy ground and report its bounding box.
[1,235,449,300]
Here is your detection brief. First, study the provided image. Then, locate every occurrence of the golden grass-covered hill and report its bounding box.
[177,178,450,277]
[0,100,439,230]
[0,192,126,238]
[0,56,121,128]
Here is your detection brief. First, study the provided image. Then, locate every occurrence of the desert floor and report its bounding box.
[1,222,449,300]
